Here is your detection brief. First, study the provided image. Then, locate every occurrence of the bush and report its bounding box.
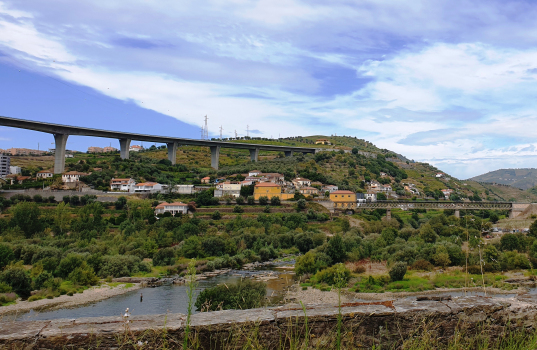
[270,196,281,206]
[235,196,245,205]
[99,255,142,277]
[0,282,12,293]
[153,247,176,266]
[0,265,32,298]
[467,265,482,274]
[212,211,222,220]
[314,263,351,288]
[349,263,366,274]
[0,292,16,305]
[233,205,244,213]
[410,259,434,271]
[263,205,271,213]
[259,196,268,205]
[68,262,99,286]
[34,271,54,290]
[0,244,14,269]
[195,279,266,311]
[247,196,255,205]
[389,262,407,282]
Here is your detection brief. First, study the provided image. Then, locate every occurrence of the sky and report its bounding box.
[1,1,537,179]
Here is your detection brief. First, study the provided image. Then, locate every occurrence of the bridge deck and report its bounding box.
[357,201,513,210]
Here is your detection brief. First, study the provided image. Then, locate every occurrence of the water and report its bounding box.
[13,270,296,322]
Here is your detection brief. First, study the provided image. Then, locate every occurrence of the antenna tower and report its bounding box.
[235,130,238,139]
[200,126,205,140]
[219,125,223,140]
[204,115,209,139]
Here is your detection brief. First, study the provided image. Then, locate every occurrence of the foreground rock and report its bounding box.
[2,294,537,349]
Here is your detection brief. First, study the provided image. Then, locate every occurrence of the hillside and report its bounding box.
[6,135,533,202]
[469,168,537,190]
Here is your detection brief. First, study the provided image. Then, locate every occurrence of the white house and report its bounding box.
[365,192,377,202]
[215,182,241,198]
[62,171,88,183]
[36,170,54,179]
[322,185,339,193]
[129,145,144,152]
[110,178,135,192]
[9,166,21,175]
[436,173,444,178]
[248,170,262,176]
[155,202,188,215]
[134,182,164,193]
[441,189,453,199]
[292,177,311,188]
[260,173,285,184]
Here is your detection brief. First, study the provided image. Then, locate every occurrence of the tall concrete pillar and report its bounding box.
[210,146,220,170]
[285,150,293,157]
[53,133,68,174]
[119,138,131,160]
[386,209,391,220]
[454,209,460,218]
[167,142,177,165]
[249,148,259,162]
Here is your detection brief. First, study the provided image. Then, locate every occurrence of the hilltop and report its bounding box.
[469,168,537,190]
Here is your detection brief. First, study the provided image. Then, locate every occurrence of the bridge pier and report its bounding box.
[210,146,220,170]
[167,142,177,165]
[53,133,68,174]
[285,150,293,157]
[249,148,259,162]
[119,138,131,160]
[386,209,391,220]
[454,209,460,218]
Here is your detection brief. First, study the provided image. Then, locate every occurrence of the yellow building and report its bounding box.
[330,190,357,209]
[315,139,331,145]
[254,182,293,200]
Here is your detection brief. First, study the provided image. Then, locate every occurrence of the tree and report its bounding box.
[297,199,307,210]
[10,202,41,238]
[54,202,71,235]
[259,196,268,205]
[389,262,407,282]
[153,247,176,266]
[419,223,437,243]
[501,234,520,251]
[0,265,32,298]
[247,196,255,205]
[270,196,281,206]
[326,235,346,263]
[489,212,499,224]
[235,196,245,205]
[377,192,387,200]
[529,219,537,238]
[0,244,14,269]
[212,211,222,220]
[233,205,244,213]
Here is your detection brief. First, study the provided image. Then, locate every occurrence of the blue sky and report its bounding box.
[2,1,537,179]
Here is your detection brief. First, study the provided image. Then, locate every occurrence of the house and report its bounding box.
[0,154,10,177]
[62,171,88,183]
[248,170,262,177]
[110,178,135,192]
[292,177,311,188]
[436,173,444,178]
[9,166,21,175]
[369,181,380,191]
[155,202,188,215]
[365,192,377,202]
[330,190,357,209]
[322,185,339,193]
[260,173,285,184]
[134,182,164,193]
[175,185,195,194]
[441,189,453,199]
[87,147,103,153]
[299,186,319,196]
[315,139,331,145]
[103,146,118,153]
[241,180,254,186]
[215,182,241,198]
[201,176,211,184]
[379,185,392,192]
[380,172,387,177]
[129,145,144,152]
[245,176,262,183]
[36,170,54,179]
[253,182,293,200]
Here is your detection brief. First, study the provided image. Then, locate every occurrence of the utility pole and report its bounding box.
[219,125,223,140]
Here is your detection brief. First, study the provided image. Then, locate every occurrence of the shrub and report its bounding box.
[233,205,244,213]
[410,259,434,271]
[389,262,407,282]
[34,271,54,290]
[68,262,99,286]
[314,263,351,287]
[259,196,268,205]
[235,196,245,205]
[349,263,366,274]
[0,244,14,269]
[57,254,84,278]
[212,211,222,220]
[0,265,32,298]
[0,292,16,305]
[0,282,12,293]
[195,279,266,311]
[263,205,271,213]
[270,196,281,206]
[467,265,482,274]
[247,196,255,205]
[99,255,142,277]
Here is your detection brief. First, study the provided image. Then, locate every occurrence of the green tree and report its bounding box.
[389,262,407,282]
[259,196,268,205]
[0,244,14,269]
[326,235,346,263]
[270,196,281,206]
[489,212,499,224]
[247,196,255,205]
[0,265,32,298]
[10,202,41,238]
[377,192,387,200]
[419,223,437,243]
[297,199,307,210]
[54,202,71,235]
[529,219,537,238]
[212,211,222,220]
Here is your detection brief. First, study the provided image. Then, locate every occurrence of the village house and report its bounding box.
[129,145,144,152]
[253,182,293,200]
[379,185,392,192]
[248,170,262,177]
[369,180,380,191]
[322,185,339,193]
[201,176,211,184]
[436,173,444,178]
[330,190,357,209]
[214,182,241,198]
[9,166,21,175]
[155,202,188,215]
[241,180,254,186]
[110,178,135,192]
[62,171,88,183]
[36,170,54,179]
[174,185,194,194]
[299,186,319,196]
[292,177,311,188]
[260,173,285,184]
[134,182,164,193]
[365,192,377,202]
[441,189,453,199]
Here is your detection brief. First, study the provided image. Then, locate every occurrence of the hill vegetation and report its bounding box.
[469,168,537,190]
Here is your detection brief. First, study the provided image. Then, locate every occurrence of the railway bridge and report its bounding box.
[356,201,529,219]
[0,116,317,173]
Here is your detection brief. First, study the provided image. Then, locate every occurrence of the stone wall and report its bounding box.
[1,295,537,349]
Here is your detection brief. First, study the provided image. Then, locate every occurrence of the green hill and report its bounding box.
[469,168,537,190]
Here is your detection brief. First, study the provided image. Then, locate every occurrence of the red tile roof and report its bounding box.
[331,190,355,194]
[255,182,281,187]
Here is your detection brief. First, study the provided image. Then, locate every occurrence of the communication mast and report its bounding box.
[235,130,238,139]
[204,115,209,139]
[200,126,205,140]
[219,125,223,140]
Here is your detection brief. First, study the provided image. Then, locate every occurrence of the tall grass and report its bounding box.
[184,258,197,349]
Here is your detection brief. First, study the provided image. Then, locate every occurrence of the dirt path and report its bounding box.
[0,283,141,317]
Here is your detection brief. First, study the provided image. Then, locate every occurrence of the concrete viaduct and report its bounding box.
[0,116,317,174]
[356,201,529,219]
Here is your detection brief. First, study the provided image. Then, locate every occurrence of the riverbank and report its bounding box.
[0,283,142,318]
[284,283,526,304]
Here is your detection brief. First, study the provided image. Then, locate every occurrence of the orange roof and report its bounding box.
[301,186,317,190]
[331,190,355,194]
[255,182,281,187]
[135,182,157,187]
[37,170,53,173]
[155,202,187,209]
[202,176,210,180]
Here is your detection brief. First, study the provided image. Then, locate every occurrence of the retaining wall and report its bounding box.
[2,294,537,349]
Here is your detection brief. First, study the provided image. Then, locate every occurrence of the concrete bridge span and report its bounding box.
[0,116,316,173]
